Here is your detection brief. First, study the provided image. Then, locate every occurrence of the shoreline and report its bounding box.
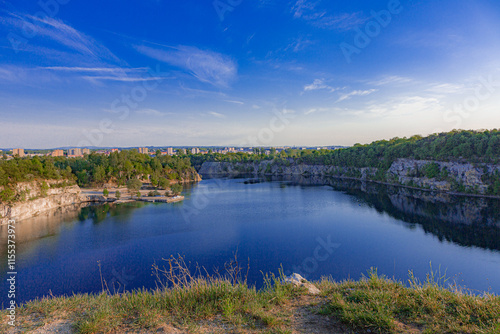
[203,172,500,200]
[0,186,187,225]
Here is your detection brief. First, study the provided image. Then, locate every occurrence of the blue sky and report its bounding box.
[1,0,500,148]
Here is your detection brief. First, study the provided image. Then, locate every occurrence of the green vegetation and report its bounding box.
[126,178,142,193]
[192,129,500,169]
[115,190,121,200]
[2,261,498,334]
[0,150,198,203]
[317,269,500,334]
[102,188,109,197]
[147,190,161,197]
[0,156,74,202]
[170,183,183,195]
[58,150,197,188]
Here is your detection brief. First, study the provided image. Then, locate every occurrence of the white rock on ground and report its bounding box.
[284,273,321,295]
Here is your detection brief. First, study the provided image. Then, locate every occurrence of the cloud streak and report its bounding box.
[134,44,237,87]
[291,0,367,31]
[337,89,377,102]
[304,79,336,92]
[1,13,120,64]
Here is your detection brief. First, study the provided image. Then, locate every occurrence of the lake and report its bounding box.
[1,176,500,306]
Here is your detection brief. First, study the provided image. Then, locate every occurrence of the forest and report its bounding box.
[191,129,500,169]
[0,150,198,202]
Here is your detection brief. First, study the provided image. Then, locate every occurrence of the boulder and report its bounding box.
[284,273,321,295]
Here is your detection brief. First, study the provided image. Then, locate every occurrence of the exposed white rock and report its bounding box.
[284,273,321,295]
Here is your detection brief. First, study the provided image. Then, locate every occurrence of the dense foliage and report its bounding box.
[0,150,198,203]
[193,130,500,169]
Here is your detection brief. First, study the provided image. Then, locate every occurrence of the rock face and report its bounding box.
[0,181,82,224]
[284,273,321,295]
[199,158,500,195]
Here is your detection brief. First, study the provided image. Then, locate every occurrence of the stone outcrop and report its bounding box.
[199,159,500,196]
[284,273,321,295]
[0,181,82,224]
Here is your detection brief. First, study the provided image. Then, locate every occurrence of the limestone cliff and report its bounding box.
[198,158,500,196]
[0,181,83,224]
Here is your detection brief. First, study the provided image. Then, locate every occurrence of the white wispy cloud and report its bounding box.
[425,83,466,95]
[39,66,147,73]
[369,76,413,86]
[337,89,377,102]
[135,109,172,116]
[134,44,237,87]
[208,111,226,118]
[365,96,443,117]
[291,0,367,31]
[1,13,120,63]
[304,79,336,92]
[224,100,244,105]
[81,76,165,83]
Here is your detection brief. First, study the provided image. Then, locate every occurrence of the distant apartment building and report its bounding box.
[68,148,82,156]
[190,147,200,154]
[51,149,64,157]
[13,148,24,157]
[166,147,174,155]
[82,148,90,155]
[67,148,84,158]
[111,148,120,153]
[138,147,149,154]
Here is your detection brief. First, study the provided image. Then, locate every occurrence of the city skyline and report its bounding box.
[1,0,500,148]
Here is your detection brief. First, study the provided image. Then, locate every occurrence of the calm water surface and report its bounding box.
[1,176,500,305]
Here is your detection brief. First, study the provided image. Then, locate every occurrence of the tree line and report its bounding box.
[0,150,198,203]
[192,130,500,169]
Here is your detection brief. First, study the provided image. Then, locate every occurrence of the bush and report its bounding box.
[126,179,142,193]
[148,190,160,197]
[170,183,183,195]
[422,163,440,179]
[115,190,121,199]
[103,189,109,197]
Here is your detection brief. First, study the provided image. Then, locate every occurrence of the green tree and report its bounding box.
[170,183,183,195]
[115,190,121,199]
[93,165,106,185]
[158,178,170,189]
[126,178,142,193]
[103,188,109,197]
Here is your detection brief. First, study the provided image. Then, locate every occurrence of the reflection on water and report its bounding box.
[77,202,148,224]
[252,174,500,251]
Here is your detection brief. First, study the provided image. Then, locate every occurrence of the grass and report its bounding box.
[1,260,499,333]
[317,268,500,333]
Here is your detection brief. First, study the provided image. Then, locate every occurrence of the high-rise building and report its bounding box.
[51,149,64,157]
[166,147,174,155]
[138,147,149,154]
[13,148,24,157]
[68,148,82,156]
[82,148,90,155]
[190,147,200,154]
